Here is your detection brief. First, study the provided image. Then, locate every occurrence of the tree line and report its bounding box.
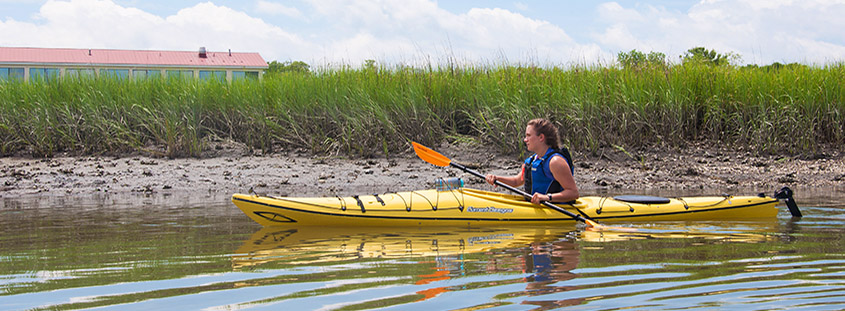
[266,47,812,76]
[617,47,808,71]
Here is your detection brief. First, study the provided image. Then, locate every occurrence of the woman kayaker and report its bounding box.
[485,118,579,205]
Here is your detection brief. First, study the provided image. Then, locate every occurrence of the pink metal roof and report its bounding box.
[0,47,267,69]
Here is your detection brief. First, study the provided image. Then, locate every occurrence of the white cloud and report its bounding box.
[0,0,42,3]
[3,0,841,67]
[305,0,606,66]
[0,0,163,48]
[597,2,645,23]
[595,0,845,64]
[598,24,638,49]
[255,0,303,19]
[0,0,310,62]
[3,0,610,66]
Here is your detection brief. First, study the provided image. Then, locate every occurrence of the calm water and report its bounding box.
[1,189,844,311]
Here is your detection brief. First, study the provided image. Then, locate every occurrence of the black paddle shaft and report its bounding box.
[449,162,590,223]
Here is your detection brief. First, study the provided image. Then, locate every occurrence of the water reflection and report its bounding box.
[580,220,780,243]
[226,221,785,309]
[233,221,781,270]
[2,194,843,311]
[232,226,576,270]
[231,225,582,308]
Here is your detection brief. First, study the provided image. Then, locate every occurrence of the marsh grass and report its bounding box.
[0,63,842,158]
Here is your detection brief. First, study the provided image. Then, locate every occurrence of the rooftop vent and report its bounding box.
[199,47,207,58]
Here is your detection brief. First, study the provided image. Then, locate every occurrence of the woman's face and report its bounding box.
[524,125,545,153]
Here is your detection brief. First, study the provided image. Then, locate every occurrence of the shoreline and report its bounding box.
[1,142,844,200]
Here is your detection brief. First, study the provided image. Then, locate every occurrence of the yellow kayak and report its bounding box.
[231,187,783,227]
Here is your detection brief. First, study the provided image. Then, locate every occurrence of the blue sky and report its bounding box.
[2,0,844,67]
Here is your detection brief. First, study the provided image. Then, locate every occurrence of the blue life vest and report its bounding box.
[523,147,574,195]
[528,253,554,282]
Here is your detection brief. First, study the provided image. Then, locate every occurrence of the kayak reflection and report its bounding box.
[232,220,779,270]
[232,225,576,270]
[578,219,780,243]
[228,221,780,308]
[231,225,584,304]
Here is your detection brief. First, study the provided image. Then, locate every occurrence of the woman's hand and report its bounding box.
[485,174,498,186]
[530,193,550,205]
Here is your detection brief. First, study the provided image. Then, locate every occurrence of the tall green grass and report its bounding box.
[0,63,842,158]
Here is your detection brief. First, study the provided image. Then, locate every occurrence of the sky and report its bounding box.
[1,0,844,67]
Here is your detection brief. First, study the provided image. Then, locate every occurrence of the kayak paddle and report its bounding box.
[411,141,606,229]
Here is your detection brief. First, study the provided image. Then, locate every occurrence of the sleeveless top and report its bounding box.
[523,147,574,195]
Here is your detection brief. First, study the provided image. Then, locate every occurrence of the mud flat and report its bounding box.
[1,142,843,199]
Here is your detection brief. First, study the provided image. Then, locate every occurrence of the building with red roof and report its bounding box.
[0,46,268,82]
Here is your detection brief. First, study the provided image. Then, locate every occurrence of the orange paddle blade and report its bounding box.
[412,142,451,167]
[585,219,601,229]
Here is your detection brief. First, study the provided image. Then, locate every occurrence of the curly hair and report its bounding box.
[527,118,560,149]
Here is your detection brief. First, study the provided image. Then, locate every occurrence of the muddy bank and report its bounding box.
[1,142,844,200]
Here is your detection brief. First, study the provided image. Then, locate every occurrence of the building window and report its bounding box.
[199,70,226,82]
[232,71,259,81]
[0,68,25,81]
[29,68,61,81]
[66,68,96,78]
[100,69,130,79]
[133,69,162,79]
[166,70,194,79]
